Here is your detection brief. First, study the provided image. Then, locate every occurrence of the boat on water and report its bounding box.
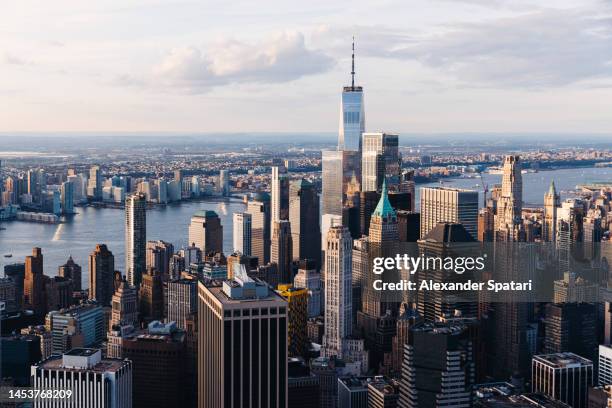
[3,254,12,258]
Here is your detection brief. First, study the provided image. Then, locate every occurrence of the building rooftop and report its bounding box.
[192,210,218,218]
[37,349,127,373]
[533,352,593,369]
[422,222,476,243]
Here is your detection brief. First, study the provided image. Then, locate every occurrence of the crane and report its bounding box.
[478,172,489,209]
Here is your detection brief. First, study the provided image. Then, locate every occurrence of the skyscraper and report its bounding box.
[338,39,365,152]
[139,268,164,324]
[322,225,352,359]
[543,180,560,242]
[58,255,82,292]
[419,187,479,240]
[321,150,361,218]
[271,220,293,284]
[88,165,103,200]
[146,240,174,276]
[246,193,271,265]
[218,169,230,197]
[277,284,309,358]
[271,165,290,222]
[532,353,593,408]
[289,179,321,267]
[167,278,197,330]
[31,349,132,408]
[361,132,399,192]
[293,259,322,318]
[188,210,223,256]
[60,180,74,214]
[198,267,288,408]
[24,247,46,316]
[126,192,147,287]
[233,212,252,256]
[399,321,475,408]
[495,155,523,241]
[88,244,115,306]
[109,278,138,328]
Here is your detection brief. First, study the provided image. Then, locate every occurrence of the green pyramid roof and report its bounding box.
[548,180,556,195]
[372,179,396,218]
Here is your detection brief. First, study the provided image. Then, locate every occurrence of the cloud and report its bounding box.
[2,52,34,66]
[317,6,612,88]
[150,32,334,92]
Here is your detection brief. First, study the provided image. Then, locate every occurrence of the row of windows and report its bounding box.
[223,306,287,318]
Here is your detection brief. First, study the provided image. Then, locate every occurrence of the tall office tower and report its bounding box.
[88,165,103,200]
[415,223,478,322]
[0,277,17,313]
[399,321,475,408]
[543,181,560,242]
[139,268,163,324]
[167,278,197,330]
[2,333,42,386]
[233,212,252,256]
[60,180,74,214]
[246,193,271,264]
[197,268,288,408]
[88,244,115,306]
[553,272,598,303]
[532,353,593,408]
[188,210,223,256]
[126,192,147,287]
[31,349,132,408]
[145,240,174,276]
[338,38,365,152]
[599,345,612,386]
[289,179,321,267]
[321,214,343,271]
[277,284,309,358]
[58,255,82,292]
[271,165,290,222]
[271,220,293,284]
[109,278,138,328]
[359,181,401,358]
[27,168,42,203]
[419,187,479,240]
[46,303,106,353]
[123,321,186,408]
[322,150,361,217]
[477,207,495,242]
[361,132,400,192]
[338,376,369,408]
[24,247,46,316]
[556,199,582,275]
[322,226,353,359]
[219,169,230,197]
[368,377,400,408]
[543,303,597,363]
[495,155,523,241]
[287,358,320,408]
[293,259,322,318]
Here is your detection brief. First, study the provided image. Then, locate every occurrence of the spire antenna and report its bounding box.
[351,36,355,90]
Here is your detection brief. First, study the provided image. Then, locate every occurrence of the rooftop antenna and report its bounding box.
[351,36,355,90]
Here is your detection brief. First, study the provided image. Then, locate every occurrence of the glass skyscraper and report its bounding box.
[337,40,365,152]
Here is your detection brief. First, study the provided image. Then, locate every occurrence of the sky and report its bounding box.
[1,0,611,134]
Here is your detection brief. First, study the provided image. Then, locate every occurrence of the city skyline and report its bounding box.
[2,0,612,134]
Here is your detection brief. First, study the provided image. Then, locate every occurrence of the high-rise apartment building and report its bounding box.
[361,132,400,192]
[60,180,74,214]
[31,348,132,408]
[139,268,164,324]
[289,179,321,267]
[293,259,322,318]
[198,267,288,408]
[246,193,271,265]
[24,247,46,316]
[271,220,293,284]
[338,39,365,152]
[188,210,223,256]
[145,240,174,276]
[532,353,593,408]
[167,278,197,330]
[419,187,479,240]
[88,244,115,306]
[322,226,353,359]
[272,165,290,222]
[58,256,82,292]
[88,165,103,200]
[126,193,147,287]
[232,212,252,256]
